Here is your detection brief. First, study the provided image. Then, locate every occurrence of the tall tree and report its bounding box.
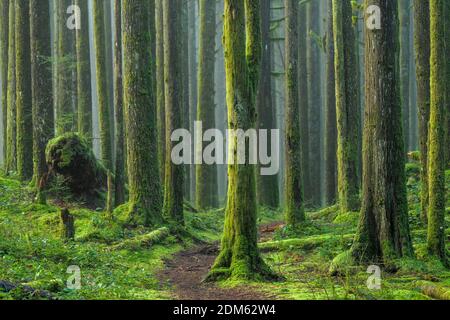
[0,0,8,164]
[163,0,184,223]
[15,0,33,180]
[399,0,411,152]
[350,0,413,264]
[113,0,125,207]
[188,0,197,202]
[207,0,275,281]
[256,0,279,209]
[30,0,54,200]
[307,0,322,207]
[332,0,360,213]
[93,0,113,170]
[75,0,93,142]
[285,0,304,225]
[56,0,75,134]
[427,0,448,264]
[155,0,165,185]
[413,0,431,223]
[298,2,311,205]
[196,0,218,209]
[5,0,15,173]
[325,0,337,205]
[122,0,162,226]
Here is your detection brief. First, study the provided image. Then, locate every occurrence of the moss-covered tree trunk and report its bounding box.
[162,0,184,224]
[332,0,360,213]
[75,0,93,143]
[5,0,15,173]
[298,2,311,205]
[188,0,197,202]
[56,0,75,134]
[0,0,8,164]
[307,0,322,207]
[256,0,279,209]
[427,0,448,264]
[122,0,162,226]
[284,0,304,226]
[413,0,431,223]
[399,0,410,153]
[207,0,276,281]
[351,0,413,264]
[15,0,33,181]
[155,0,165,185]
[113,0,125,207]
[325,0,337,205]
[196,0,218,210]
[93,0,113,171]
[30,0,54,201]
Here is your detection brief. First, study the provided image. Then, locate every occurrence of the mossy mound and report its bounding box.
[46,133,107,204]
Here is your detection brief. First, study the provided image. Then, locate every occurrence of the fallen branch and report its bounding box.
[108,227,170,251]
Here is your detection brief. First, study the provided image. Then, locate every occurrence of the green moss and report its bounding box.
[333,212,359,225]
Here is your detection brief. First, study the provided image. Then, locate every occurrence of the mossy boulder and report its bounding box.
[46,133,107,201]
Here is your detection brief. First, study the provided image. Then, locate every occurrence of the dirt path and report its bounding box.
[158,222,284,300]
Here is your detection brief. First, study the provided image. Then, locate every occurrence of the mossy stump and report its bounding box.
[60,208,75,241]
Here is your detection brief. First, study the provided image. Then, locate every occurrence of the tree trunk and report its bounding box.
[0,0,8,164]
[155,0,165,185]
[332,0,360,213]
[399,0,411,153]
[256,0,279,209]
[196,0,218,210]
[93,0,113,171]
[5,0,15,173]
[188,0,197,202]
[113,0,125,207]
[122,0,162,226]
[15,0,33,181]
[162,0,184,224]
[56,0,75,134]
[351,0,413,264]
[284,0,304,226]
[427,0,448,264]
[325,0,337,206]
[75,0,93,143]
[413,0,431,223]
[30,0,54,201]
[298,2,311,205]
[207,0,276,281]
[307,0,322,207]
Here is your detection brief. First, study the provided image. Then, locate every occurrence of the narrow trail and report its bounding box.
[158,222,285,300]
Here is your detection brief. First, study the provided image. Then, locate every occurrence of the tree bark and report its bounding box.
[0,0,8,164]
[399,0,411,152]
[155,0,165,185]
[5,0,15,173]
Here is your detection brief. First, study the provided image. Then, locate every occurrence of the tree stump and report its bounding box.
[60,208,75,240]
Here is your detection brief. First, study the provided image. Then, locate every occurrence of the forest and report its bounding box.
[0,0,449,302]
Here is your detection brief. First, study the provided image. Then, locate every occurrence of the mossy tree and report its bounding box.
[413,0,431,223]
[15,0,33,181]
[298,2,311,205]
[350,0,413,265]
[75,0,93,143]
[207,0,276,281]
[113,0,125,207]
[162,0,184,224]
[0,0,8,163]
[56,0,75,134]
[93,0,113,171]
[155,0,165,184]
[325,0,337,205]
[196,0,218,210]
[399,0,411,152]
[122,0,162,226]
[307,0,322,207]
[332,0,360,213]
[256,0,279,209]
[5,0,15,173]
[30,0,54,200]
[427,0,448,264]
[285,0,305,226]
[188,0,197,202]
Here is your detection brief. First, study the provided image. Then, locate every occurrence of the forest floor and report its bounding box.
[0,161,449,300]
